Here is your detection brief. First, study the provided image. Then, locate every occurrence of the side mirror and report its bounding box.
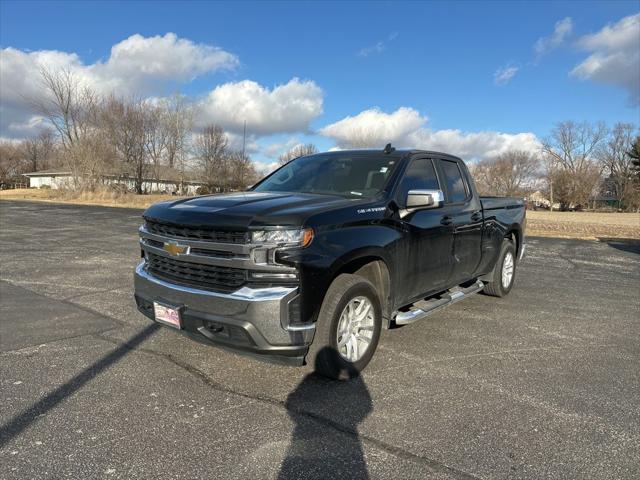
[406,189,444,210]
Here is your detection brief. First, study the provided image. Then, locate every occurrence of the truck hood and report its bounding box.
[143,191,368,229]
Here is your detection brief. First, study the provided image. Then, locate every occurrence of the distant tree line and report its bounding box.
[469,122,640,211]
[1,68,638,210]
[0,67,264,194]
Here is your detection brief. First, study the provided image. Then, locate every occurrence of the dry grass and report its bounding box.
[527,210,640,240]
[2,188,639,240]
[0,188,180,209]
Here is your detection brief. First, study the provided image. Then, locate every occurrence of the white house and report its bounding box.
[22,169,74,189]
[23,168,207,195]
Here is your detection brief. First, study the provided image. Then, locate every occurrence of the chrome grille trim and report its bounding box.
[139,226,251,255]
[145,252,246,293]
[145,219,248,243]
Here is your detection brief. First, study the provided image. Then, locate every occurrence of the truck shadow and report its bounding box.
[278,347,372,480]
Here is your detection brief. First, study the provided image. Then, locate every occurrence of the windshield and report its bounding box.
[253,154,400,198]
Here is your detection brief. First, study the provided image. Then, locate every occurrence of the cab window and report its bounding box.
[397,158,439,205]
[440,160,468,203]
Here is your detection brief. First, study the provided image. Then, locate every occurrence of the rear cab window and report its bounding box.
[440,160,469,203]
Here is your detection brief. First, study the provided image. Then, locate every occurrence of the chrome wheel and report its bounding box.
[502,251,514,288]
[336,296,375,362]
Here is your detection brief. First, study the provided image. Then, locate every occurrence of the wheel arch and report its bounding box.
[505,226,522,258]
[331,253,393,329]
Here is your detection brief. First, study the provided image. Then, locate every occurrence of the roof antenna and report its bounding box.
[383,143,395,154]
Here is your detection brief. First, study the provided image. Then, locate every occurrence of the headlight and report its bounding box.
[251,228,314,247]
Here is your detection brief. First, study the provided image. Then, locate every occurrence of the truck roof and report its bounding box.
[316,149,464,162]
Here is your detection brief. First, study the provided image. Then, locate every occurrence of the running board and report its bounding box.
[394,280,484,325]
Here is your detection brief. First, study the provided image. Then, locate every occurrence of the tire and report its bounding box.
[483,238,517,297]
[306,274,382,380]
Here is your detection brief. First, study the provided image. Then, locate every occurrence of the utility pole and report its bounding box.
[242,120,247,159]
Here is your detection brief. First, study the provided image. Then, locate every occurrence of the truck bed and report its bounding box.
[480,196,525,211]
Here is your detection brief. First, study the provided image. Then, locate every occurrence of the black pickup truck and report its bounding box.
[134,147,525,379]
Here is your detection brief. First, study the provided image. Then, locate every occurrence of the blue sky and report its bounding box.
[1,1,638,169]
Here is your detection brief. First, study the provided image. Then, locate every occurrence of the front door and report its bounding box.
[394,157,454,305]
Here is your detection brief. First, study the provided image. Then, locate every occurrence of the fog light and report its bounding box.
[250,272,298,280]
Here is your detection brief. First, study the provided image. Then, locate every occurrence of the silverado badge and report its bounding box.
[163,242,189,256]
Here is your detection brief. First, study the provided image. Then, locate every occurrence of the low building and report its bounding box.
[22,167,207,196]
[22,169,73,189]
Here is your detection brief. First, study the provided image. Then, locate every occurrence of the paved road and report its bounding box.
[1,200,639,480]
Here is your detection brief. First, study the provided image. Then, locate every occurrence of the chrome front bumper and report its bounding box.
[134,262,315,361]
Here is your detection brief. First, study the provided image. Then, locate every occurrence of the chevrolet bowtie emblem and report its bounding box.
[163,242,189,255]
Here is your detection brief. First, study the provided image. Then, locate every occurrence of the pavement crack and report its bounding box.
[91,331,482,480]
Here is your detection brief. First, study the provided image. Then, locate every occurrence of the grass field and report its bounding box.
[0,188,178,209]
[2,188,639,240]
[527,210,640,240]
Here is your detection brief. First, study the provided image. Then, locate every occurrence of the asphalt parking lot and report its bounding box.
[1,200,639,479]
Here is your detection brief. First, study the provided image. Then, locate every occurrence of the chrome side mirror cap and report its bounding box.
[406,189,444,210]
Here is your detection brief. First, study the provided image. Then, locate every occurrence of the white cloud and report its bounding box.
[534,17,573,59]
[359,32,399,57]
[225,131,259,155]
[570,13,640,105]
[320,107,541,161]
[253,161,281,176]
[494,66,519,85]
[319,107,425,147]
[196,78,323,135]
[96,33,238,87]
[263,137,301,158]
[0,33,238,138]
[359,42,385,57]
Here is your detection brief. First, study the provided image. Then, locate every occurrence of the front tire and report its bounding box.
[483,238,517,297]
[306,274,382,380]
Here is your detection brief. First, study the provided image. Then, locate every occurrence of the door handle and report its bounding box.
[440,216,453,226]
[471,211,482,222]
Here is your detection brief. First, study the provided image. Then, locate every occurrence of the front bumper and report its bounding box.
[134,262,315,365]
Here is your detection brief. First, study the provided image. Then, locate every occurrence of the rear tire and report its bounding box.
[483,238,517,297]
[306,274,382,380]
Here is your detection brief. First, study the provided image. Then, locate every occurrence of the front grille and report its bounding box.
[145,220,247,244]
[146,252,246,293]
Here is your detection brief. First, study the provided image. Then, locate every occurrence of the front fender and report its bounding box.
[280,224,401,324]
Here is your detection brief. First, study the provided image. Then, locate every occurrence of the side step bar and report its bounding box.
[394,280,484,325]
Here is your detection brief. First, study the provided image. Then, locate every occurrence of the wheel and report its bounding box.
[306,274,382,380]
[483,238,517,297]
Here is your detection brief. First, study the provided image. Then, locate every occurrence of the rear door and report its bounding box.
[435,158,483,285]
[394,157,454,304]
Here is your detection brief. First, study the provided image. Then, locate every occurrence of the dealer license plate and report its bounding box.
[153,302,182,329]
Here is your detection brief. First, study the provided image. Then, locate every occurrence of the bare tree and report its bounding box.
[227,150,258,190]
[164,94,193,169]
[31,67,110,189]
[470,150,540,196]
[102,97,148,193]
[278,143,318,165]
[596,124,639,210]
[0,140,28,187]
[32,67,95,150]
[144,103,168,191]
[194,124,228,191]
[541,121,608,209]
[22,130,56,172]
